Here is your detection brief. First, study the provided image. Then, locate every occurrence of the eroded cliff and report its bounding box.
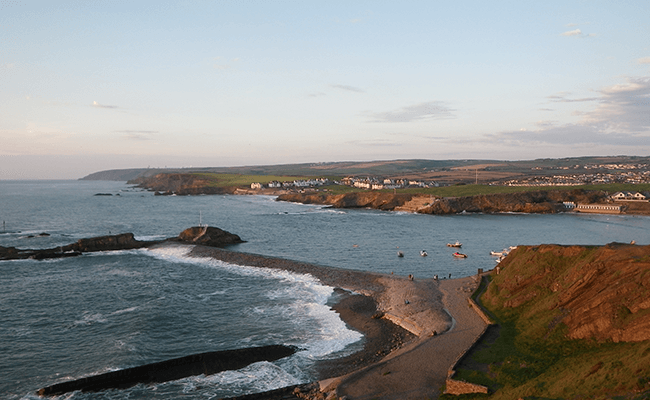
[485,243,650,342]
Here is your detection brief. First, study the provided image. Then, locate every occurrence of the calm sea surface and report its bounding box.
[1,180,648,399]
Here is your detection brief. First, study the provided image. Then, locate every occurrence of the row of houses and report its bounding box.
[342,177,440,190]
[250,178,329,190]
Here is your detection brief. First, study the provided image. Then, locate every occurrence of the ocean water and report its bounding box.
[1,180,649,399]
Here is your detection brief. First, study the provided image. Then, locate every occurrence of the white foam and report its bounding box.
[180,361,300,394]
[135,234,167,241]
[146,245,363,358]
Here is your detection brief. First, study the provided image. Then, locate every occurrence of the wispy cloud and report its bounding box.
[490,77,650,147]
[330,84,365,93]
[116,130,158,140]
[547,93,598,103]
[638,57,650,64]
[92,101,118,109]
[561,28,596,38]
[366,101,455,123]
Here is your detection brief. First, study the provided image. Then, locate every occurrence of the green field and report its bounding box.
[395,183,650,198]
[192,173,332,187]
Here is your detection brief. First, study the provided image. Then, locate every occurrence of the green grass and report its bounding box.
[442,250,650,400]
[391,183,650,198]
[192,173,325,187]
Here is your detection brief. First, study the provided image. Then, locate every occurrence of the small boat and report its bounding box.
[420,250,428,257]
[447,241,462,248]
[452,252,467,258]
[397,251,404,257]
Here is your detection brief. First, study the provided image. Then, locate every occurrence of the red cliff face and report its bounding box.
[278,190,608,214]
[486,243,650,342]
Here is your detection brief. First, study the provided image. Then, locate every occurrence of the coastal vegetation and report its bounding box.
[447,244,650,399]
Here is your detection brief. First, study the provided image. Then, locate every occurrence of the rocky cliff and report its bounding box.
[277,192,417,211]
[278,189,609,214]
[129,173,237,195]
[485,243,650,342]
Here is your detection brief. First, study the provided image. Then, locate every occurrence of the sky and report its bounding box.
[1,1,649,179]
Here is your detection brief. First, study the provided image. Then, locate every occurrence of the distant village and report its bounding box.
[250,177,439,191]
[498,162,650,186]
[251,162,650,192]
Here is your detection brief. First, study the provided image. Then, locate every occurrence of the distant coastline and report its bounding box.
[121,172,650,216]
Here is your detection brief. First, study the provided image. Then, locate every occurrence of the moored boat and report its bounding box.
[447,241,462,248]
[452,252,467,258]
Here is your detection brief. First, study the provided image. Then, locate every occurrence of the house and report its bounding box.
[611,191,647,201]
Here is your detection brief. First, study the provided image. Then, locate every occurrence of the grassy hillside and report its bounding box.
[447,244,650,399]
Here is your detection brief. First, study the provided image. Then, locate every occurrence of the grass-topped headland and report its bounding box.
[446,243,650,399]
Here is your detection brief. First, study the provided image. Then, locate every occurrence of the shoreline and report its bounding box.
[182,244,488,399]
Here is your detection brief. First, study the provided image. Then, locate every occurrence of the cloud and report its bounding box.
[561,28,596,38]
[638,57,650,64]
[490,76,650,147]
[329,84,365,93]
[547,93,598,103]
[116,130,158,140]
[366,101,455,123]
[562,28,582,36]
[92,101,118,109]
[308,92,327,98]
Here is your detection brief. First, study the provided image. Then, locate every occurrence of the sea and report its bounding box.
[1,180,649,399]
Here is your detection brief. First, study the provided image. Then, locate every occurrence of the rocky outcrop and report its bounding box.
[277,192,415,210]
[485,243,650,342]
[129,173,237,195]
[37,345,296,396]
[176,226,245,246]
[0,227,244,261]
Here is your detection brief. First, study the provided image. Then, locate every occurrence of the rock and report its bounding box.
[37,345,296,396]
[177,226,245,246]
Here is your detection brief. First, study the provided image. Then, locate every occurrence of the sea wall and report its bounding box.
[444,275,492,396]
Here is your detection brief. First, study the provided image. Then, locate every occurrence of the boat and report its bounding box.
[447,241,462,248]
[397,251,404,257]
[420,250,428,257]
[490,251,504,256]
[452,252,467,258]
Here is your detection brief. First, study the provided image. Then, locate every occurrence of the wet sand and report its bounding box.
[184,244,488,399]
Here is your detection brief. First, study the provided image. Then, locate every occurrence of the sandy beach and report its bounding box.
[186,244,489,399]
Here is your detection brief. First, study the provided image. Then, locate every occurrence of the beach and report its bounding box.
[186,244,489,399]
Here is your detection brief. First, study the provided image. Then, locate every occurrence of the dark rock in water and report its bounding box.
[94,193,113,196]
[67,233,145,252]
[38,232,50,237]
[1,227,243,261]
[177,226,245,246]
[37,345,296,396]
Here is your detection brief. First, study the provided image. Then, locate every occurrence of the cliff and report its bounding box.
[277,192,417,211]
[277,189,609,214]
[485,243,650,342]
[129,173,238,195]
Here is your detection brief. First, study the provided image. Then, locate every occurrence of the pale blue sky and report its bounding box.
[1,1,649,179]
